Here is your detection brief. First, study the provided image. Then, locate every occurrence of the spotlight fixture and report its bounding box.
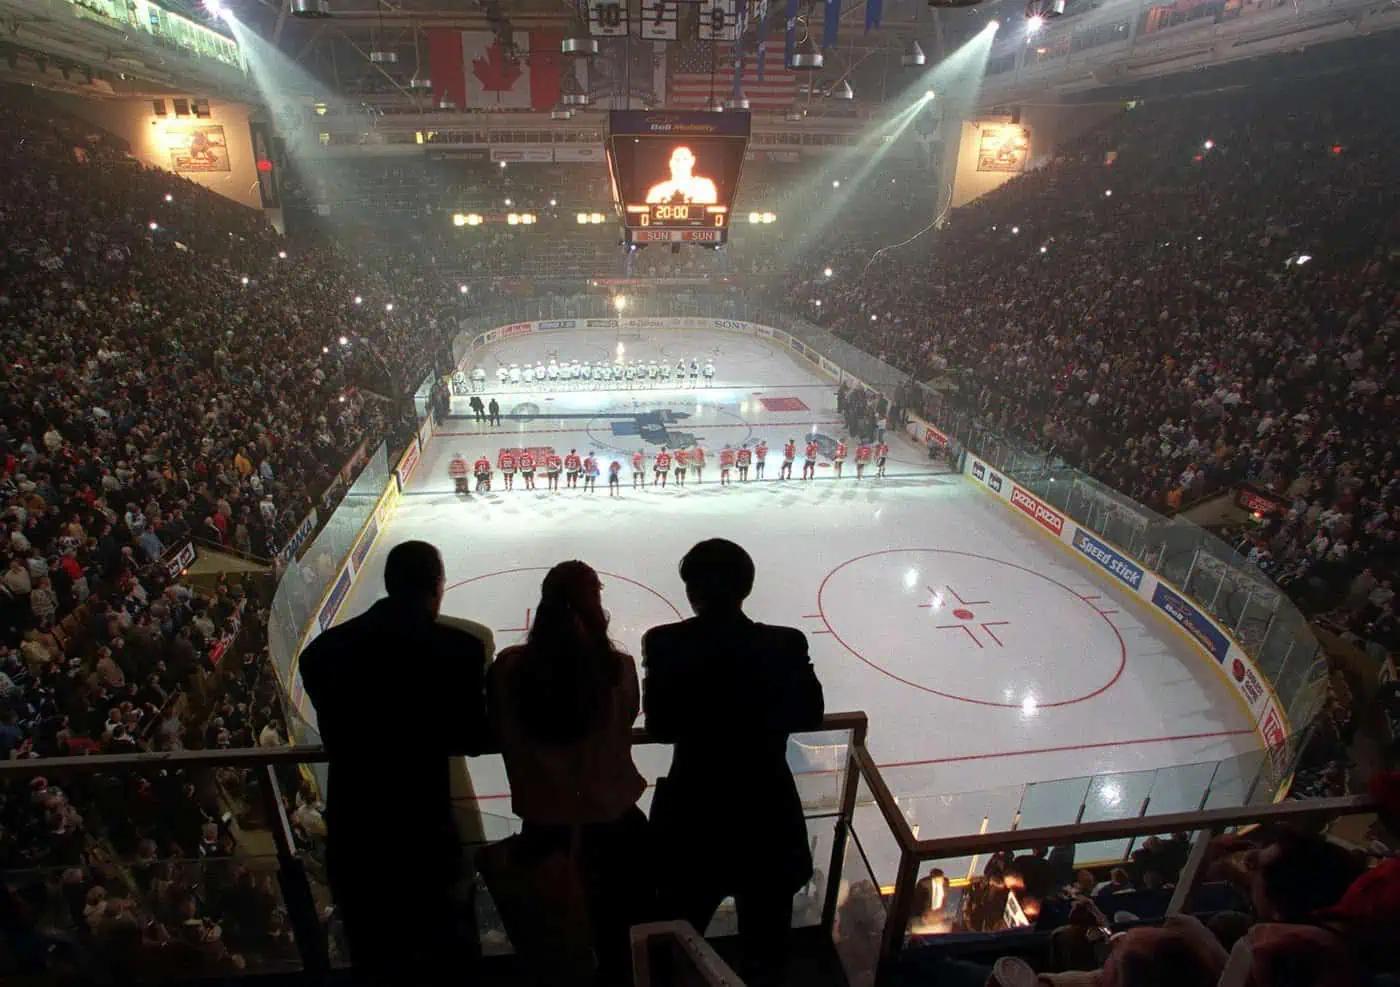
[788,37,823,71]
[290,0,330,17]
[725,95,751,111]
[438,96,457,111]
[561,92,591,107]
[550,108,574,120]
[829,80,854,100]
[368,50,397,65]
[902,41,926,67]
[1027,14,1045,32]
[408,75,432,91]
[785,108,806,122]
[561,37,599,57]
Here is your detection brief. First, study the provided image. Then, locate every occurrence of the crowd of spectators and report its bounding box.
[772,65,1398,652]
[0,92,441,977]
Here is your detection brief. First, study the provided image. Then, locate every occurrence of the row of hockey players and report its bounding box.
[451,358,716,393]
[447,438,890,496]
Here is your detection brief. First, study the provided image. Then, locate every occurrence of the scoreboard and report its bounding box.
[605,110,751,246]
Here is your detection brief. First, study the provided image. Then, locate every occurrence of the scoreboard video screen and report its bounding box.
[606,110,751,246]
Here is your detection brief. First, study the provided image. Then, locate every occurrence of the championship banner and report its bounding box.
[588,0,629,36]
[783,0,800,68]
[639,0,679,39]
[822,0,841,48]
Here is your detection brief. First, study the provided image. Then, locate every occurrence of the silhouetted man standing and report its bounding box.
[487,397,502,426]
[643,539,825,986]
[300,541,491,984]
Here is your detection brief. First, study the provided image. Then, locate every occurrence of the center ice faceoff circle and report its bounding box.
[443,567,684,653]
[817,549,1126,709]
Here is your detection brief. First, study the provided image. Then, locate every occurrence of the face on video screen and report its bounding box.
[612,136,745,212]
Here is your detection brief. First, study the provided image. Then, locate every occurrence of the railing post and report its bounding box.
[259,764,330,975]
[876,851,920,985]
[1166,826,1219,916]
[822,720,869,935]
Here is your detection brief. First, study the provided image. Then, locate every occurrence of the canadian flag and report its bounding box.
[426,29,563,110]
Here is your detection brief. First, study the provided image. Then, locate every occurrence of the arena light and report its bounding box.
[504,198,512,206]
[459,284,468,294]
[1026,14,1045,32]
[466,213,482,226]
[1039,245,1048,254]
[870,314,878,321]
[924,89,936,101]
[507,213,520,225]
[164,193,173,203]
[749,212,762,224]
[762,212,777,224]
[338,335,348,346]
[277,249,287,259]
[614,295,627,312]
[148,221,159,230]
[832,180,841,189]
[385,303,394,312]
[823,267,833,277]
[577,212,589,225]
[590,212,605,224]
[1011,225,1020,234]
[521,213,537,225]
[814,299,822,307]
[550,198,558,207]
[322,346,329,354]
[499,161,507,170]
[1203,139,1215,150]
[1104,189,1112,197]
[240,275,249,286]
[452,212,468,227]
[353,295,362,305]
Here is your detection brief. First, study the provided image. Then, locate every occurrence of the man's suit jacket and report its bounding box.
[299,597,490,894]
[642,611,824,894]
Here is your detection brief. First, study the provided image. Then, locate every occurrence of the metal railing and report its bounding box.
[0,711,870,981]
[1,711,1378,986]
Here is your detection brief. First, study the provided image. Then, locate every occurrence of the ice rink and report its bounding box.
[337,328,1260,838]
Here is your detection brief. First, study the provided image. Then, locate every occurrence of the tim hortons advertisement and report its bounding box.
[499,322,534,338]
[395,439,421,491]
[1010,485,1065,536]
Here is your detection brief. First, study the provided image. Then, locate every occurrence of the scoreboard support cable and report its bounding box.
[606,110,751,248]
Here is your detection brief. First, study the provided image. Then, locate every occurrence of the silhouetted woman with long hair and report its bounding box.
[487,560,649,985]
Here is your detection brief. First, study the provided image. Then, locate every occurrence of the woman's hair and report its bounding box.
[513,561,622,744]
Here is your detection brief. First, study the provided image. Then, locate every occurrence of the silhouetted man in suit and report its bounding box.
[300,541,490,984]
[643,539,825,986]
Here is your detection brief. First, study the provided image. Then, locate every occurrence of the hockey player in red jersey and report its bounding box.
[583,452,599,493]
[631,449,646,489]
[876,441,889,478]
[497,449,516,490]
[691,444,706,484]
[653,447,671,487]
[672,446,689,486]
[855,441,873,479]
[802,439,819,480]
[608,459,622,497]
[753,440,768,479]
[473,454,492,493]
[719,445,735,485]
[781,439,796,480]
[833,439,848,478]
[449,452,469,495]
[544,452,562,491]
[736,444,752,482]
[519,450,536,490]
[564,449,582,489]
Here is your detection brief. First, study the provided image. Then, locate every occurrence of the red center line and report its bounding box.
[459,728,1256,802]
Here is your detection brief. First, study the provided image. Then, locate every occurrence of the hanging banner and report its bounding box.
[639,0,679,39]
[588,0,629,36]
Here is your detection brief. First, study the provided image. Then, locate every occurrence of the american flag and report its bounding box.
[668,41,797,111]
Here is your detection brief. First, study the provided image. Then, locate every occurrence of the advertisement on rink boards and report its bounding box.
[962,452,1283,737]
[394,437,421,491]
[906,414,950,449]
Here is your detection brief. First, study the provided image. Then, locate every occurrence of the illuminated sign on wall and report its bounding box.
[976,123,1030,174]
[166,124,230,173]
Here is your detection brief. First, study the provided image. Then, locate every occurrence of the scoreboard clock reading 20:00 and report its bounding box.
[606,110,751,246]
